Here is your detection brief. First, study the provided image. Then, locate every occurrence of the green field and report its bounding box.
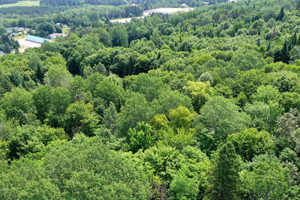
[0,1,39,8]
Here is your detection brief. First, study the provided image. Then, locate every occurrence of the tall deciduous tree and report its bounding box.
[109,26,128,47]
[200,96,250,140]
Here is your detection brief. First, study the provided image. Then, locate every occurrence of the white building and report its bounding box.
[49,33,66,39]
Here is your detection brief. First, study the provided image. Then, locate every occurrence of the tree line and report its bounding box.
[0,0,18,5]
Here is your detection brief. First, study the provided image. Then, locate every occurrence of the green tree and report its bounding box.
[279,92,300,112]
[17,19,26,27]
[0,159,61,200]
[251,85,280,103]
[64,103,99,138]
[7,125,67,159]
[44,134,151,199]
[152,90,193,115]
[170,166,199,200]
[184,81,214,112]
[0,88,36,124]
[32,85,52,122]
[240,154,290,200]
[134,55,151,74]
[276,7,285,21]
[44,64,72,88]
[227,128,275,161]
[102,102,119,133]
[230,50,266,71]
[200,96,250,140]
[127,122,157,152]
[205,141,241,200]
[109,26,128,47]
[94,80,124,109]
[244,102,283,133]
[128,74,169,102]
[169,106,195,129]
[118,93,154,136]
[150,114,169,130]
[46,87,71,127]
[158,127,195,150]
[280,41,290,63]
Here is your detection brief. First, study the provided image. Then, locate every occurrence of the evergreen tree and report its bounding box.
[103,102,119,133]
[267,41,271,51]
[125,55,134,76]
[276,7,285,21]
[204,142,241,200]
[281,41,290,63]
[291,32,297,46]
[36,64,44,83]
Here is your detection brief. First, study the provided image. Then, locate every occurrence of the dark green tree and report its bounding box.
[281,41,290,63]
[205,141,241,200]
[291,32,297,46]
[267,42,271,51]
[276,7,285,21]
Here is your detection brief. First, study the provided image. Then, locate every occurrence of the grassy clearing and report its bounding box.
[62,27,71,35]
[0,1,39,8]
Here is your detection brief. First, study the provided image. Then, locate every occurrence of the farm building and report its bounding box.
[26,35,52,44]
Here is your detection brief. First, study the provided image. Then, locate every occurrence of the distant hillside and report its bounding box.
[0,0,18,5]
[40,0,127,6]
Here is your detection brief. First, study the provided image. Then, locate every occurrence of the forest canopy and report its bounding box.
[0,0,300,199]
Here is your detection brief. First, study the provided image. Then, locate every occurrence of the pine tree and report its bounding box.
[204,142,241,200]
[291,32,297,46]
[288,41,292,51]
[127,55,134,76]
[276,7,285,21]
[36,64,44,83]
[281,41,290,63]
[257,38,261,47]
[267,41,271,51]
[103,102,119,133]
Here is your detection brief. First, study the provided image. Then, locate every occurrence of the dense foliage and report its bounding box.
[0,0,300,199]
[0,27,19,53]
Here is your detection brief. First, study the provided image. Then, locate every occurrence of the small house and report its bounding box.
[0,51,5,56]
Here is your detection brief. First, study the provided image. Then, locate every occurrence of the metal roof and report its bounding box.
[26,35,48,43]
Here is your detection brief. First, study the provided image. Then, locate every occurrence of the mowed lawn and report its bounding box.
[0,1,39,8]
